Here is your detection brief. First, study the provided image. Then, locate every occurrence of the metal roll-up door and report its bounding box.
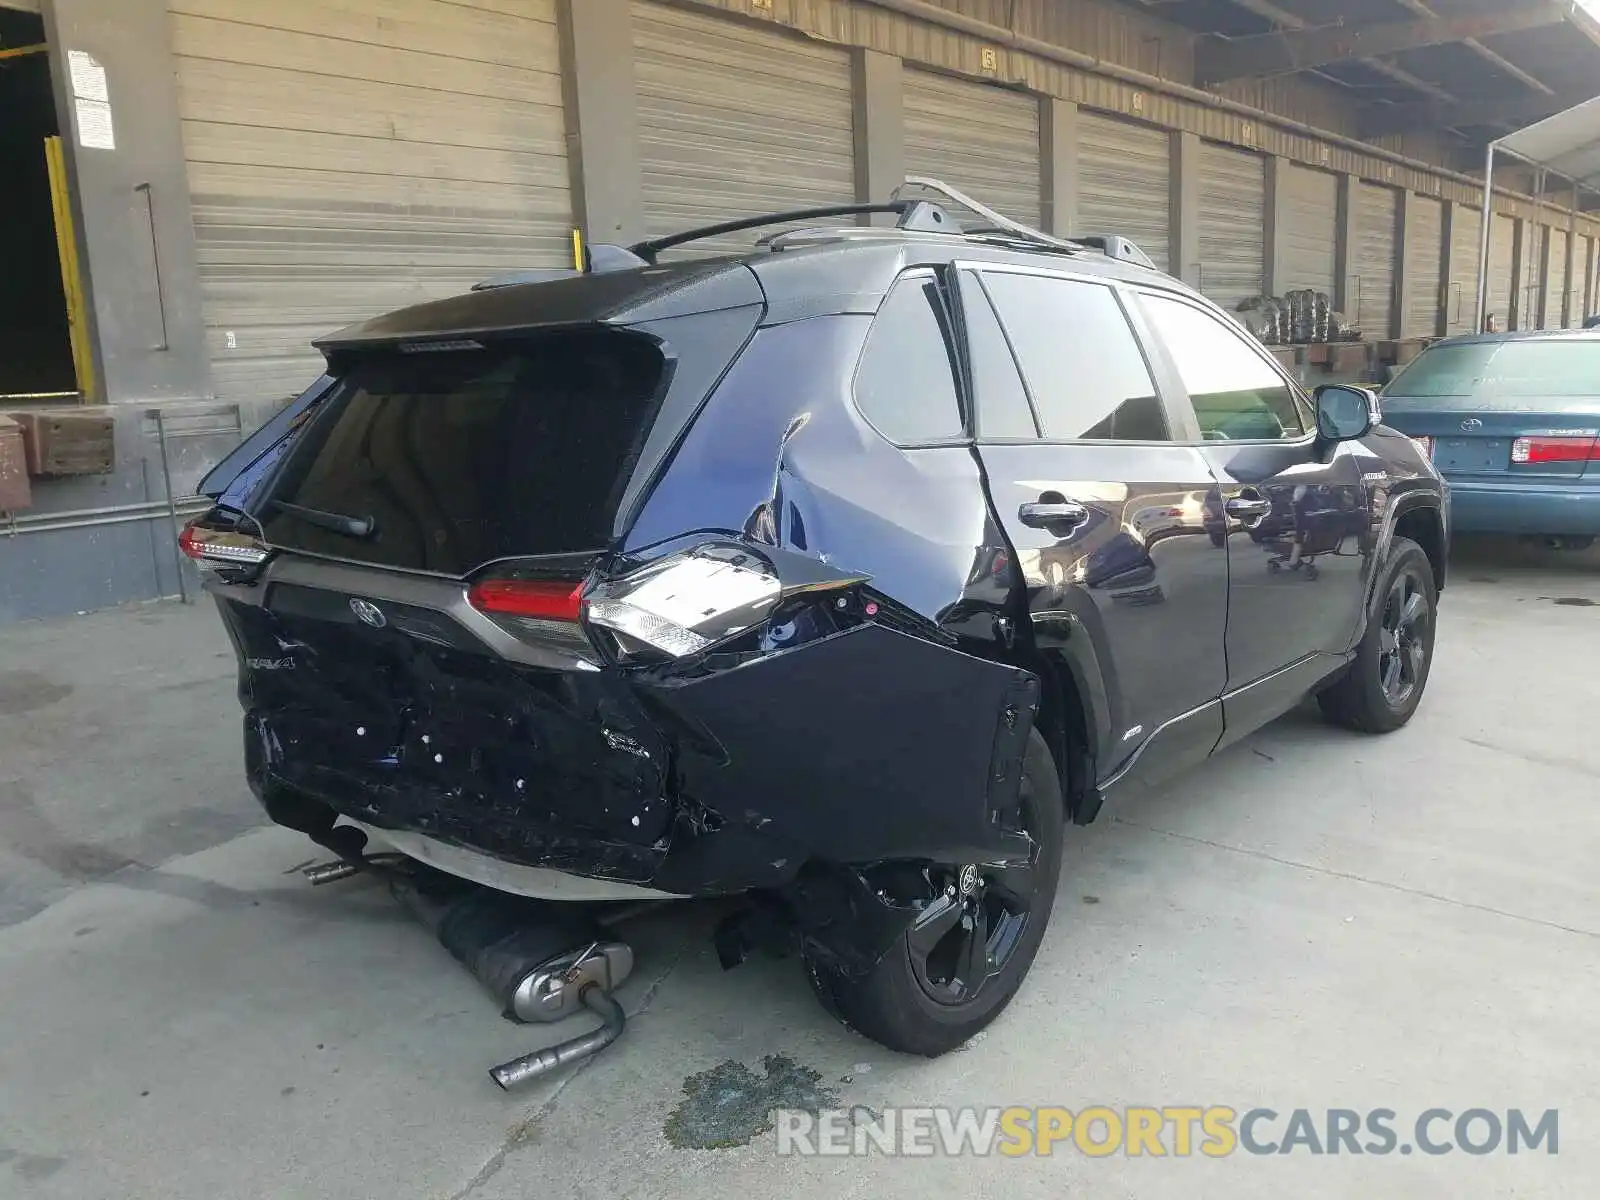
[1077,112,1170,273]
[1487,214,1514,332]
[172,0,572,406]
[1280,163,1338,297]
[1448,205,1482,336]
[1354,182,1400,339]
[903,71,1041,228]
[633,2,853,251]
[1401,194,1441,340]
[1544,228,1569,328]
[1197,142,1265,314]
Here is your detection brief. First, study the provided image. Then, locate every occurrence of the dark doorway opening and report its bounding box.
[1,10,77,400]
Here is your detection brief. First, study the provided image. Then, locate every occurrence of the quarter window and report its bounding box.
[980,272,1170,441]
[1141,294,1310,440]
[854,272,965,443]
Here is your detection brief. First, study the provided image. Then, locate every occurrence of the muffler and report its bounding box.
[379,870,634,1088]
[299,841,635,1088]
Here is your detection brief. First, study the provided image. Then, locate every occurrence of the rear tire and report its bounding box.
[803,729,1064,1057]
[1318,535,1437,733]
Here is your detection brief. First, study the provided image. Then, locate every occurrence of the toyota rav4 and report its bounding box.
[184,182,1448,1057]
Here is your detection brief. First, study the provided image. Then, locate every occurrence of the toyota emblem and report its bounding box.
[1460,418,1483,431]
[349,597,387,628]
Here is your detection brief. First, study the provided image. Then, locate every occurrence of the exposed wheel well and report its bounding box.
[1021,653,1095,823]
[1394,505,1446,592]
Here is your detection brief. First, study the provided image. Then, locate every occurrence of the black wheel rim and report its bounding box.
[907,777,1042,1008]
[1379,567,1429,707]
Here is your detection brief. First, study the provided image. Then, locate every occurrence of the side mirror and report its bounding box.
[1313,384,1377,442]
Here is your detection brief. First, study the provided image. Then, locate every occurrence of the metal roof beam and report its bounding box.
[1391,0,1558,97]
[1215,0,1458,103]
[1360,91,1583,138]
[1196,5,1565,84]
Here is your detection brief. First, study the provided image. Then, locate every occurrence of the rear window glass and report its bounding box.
[260,332,666,574]
[1385,340,1600,408]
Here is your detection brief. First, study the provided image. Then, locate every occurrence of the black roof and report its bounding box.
[314,226,1175,352]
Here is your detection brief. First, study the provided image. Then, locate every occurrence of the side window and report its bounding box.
[957,273,1037,438]
[1140,294,1310,441]
[854,271,965,444]
[980,272,1170,441]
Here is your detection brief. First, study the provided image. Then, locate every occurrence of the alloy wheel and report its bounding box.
[907,778,1043,1007]
[1378,567,1429,707]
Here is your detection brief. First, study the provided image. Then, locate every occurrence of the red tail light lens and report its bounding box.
[467,579,584,621]
[1510,435,1600,464]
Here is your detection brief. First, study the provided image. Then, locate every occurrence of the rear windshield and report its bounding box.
[259,331,667,574]
[1384,340,1600,409]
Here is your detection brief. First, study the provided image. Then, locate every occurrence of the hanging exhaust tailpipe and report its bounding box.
[488,985,626,1090]
[387,872,634,1088]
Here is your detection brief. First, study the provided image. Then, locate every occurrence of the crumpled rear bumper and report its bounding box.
[246,622,1039,904]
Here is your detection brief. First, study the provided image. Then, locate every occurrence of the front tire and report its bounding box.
[1317,535,1437,733]
[804,728,1065,1056]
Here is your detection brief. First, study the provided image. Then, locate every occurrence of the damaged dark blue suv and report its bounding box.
[185,182,1448,1057]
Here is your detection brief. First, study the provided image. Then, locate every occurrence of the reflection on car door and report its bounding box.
[962,267,1230,790]
[1134,291,1372,745]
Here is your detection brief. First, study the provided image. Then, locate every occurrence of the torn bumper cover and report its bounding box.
[239,616,1040,971]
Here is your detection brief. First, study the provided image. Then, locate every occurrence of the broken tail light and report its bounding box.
[586,545,782,660]
[1510,434,1600,464]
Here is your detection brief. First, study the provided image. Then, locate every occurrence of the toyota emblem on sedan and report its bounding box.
[349,598,387,628]
[1460,418,1483,431]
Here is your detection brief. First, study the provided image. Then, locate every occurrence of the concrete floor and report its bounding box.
[1,537,1597,1199]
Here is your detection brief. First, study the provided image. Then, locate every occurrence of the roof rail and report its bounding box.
[895,176,1159,271]
[627,200,955,264]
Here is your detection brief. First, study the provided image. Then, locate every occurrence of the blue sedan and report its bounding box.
[1380,331,1600,547]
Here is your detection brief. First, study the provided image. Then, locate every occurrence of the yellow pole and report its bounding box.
[572,227,585,272]
[43,136,95,403]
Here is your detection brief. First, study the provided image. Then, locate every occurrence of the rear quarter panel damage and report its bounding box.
[623,316,1043,932]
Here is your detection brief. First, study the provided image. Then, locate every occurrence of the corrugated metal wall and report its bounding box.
[1076,111,1170,273]
[1448,205,1482,337]
[1353,182,1399,339]
[1580,235,1596,322]
[903,70,1042,228]
[1401,194,1441,340]
[1487,214,1515,331]
[1279,163,1338,296]
[633,2,854,251]
[170,0,572,405]
[1517,224,1544,330]
[1196,141,1265,314]
[1544,228,1569,329]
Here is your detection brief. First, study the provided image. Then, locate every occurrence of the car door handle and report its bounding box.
[1224,496,1272,519]
[1019,501,1089,530]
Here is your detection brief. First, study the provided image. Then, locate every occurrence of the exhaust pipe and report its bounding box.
[386,873,635,1088]
[488,985,626,1090]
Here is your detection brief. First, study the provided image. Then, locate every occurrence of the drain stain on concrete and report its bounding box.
[664,1054,840,1150]
[1548,597,1596,607]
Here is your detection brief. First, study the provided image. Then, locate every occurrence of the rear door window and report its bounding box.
[980,272,1170,441]
[853,270,966,444]
[260,330,667,574]
[1139,293,1311,441]
[958,272,1038,439]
